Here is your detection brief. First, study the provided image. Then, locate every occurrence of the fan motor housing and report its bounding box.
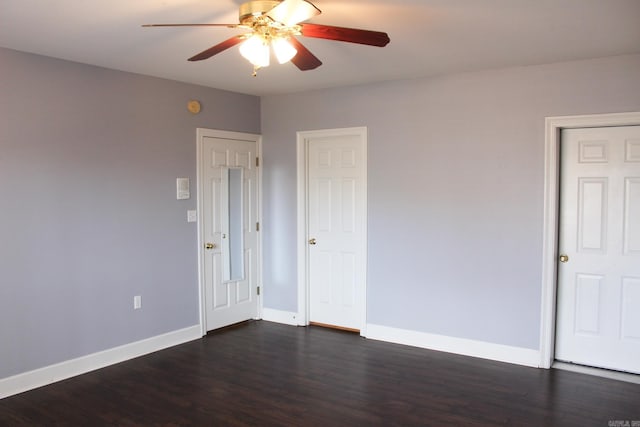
[239,0,281,23]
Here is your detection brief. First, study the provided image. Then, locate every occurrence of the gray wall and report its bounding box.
[261,53,640,350]
[0,48,260,379]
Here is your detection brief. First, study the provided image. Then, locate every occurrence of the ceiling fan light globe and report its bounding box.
[272,37,298,64]
[239,35,270,67]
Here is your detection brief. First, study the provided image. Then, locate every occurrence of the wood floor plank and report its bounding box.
[1,321,639,426]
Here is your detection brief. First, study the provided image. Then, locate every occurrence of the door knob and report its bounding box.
[309,238,317,245]
[559,254,569,263]
[205,242,216,250]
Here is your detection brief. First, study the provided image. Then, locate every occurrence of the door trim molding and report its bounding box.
[196,128,263,336]
[540,111,640,369]
[296,127,368,335]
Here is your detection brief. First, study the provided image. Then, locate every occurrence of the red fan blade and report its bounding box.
[142,23,240,28]
[188,36,245,61]
[289,37,322,70]
[266,0,321,26]
[300,23,390,47]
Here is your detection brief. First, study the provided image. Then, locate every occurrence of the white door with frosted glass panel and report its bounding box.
[201,133,258,331]
[555,126,640,373]
[307,131,366,330]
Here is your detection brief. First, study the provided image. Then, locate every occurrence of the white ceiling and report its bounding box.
[1,0,639,96]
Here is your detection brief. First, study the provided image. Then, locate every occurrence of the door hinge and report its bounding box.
[257,286,261,296]
[256,157,260,167]
[256,222,260,232]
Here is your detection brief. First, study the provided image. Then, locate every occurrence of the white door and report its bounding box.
[199,130,259,332]
[556,125,640,373]
[306,130,367,331]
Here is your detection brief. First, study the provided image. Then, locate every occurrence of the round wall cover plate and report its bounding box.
[187,100,201,114]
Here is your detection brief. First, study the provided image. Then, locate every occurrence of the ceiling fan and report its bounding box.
[143,0,390,75]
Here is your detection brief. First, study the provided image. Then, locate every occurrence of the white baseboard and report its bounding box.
[261,308,301,326]
[0,325,201,399]
[366,324,540,368]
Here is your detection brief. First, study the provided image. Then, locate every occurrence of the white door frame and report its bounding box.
[296,127,368,335]
[196,128,263,336]
[540,111,640,368]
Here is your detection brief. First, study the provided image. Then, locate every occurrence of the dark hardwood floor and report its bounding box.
[1,321,639,426]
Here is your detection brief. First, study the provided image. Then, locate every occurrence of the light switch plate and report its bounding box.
[187,210,197,223]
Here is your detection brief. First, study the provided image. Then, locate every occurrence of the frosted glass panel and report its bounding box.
[223,167,245,282]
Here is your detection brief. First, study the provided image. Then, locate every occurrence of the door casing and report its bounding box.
[296,127,368,335]
[540,111,640,368]
[196,128,263,336]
